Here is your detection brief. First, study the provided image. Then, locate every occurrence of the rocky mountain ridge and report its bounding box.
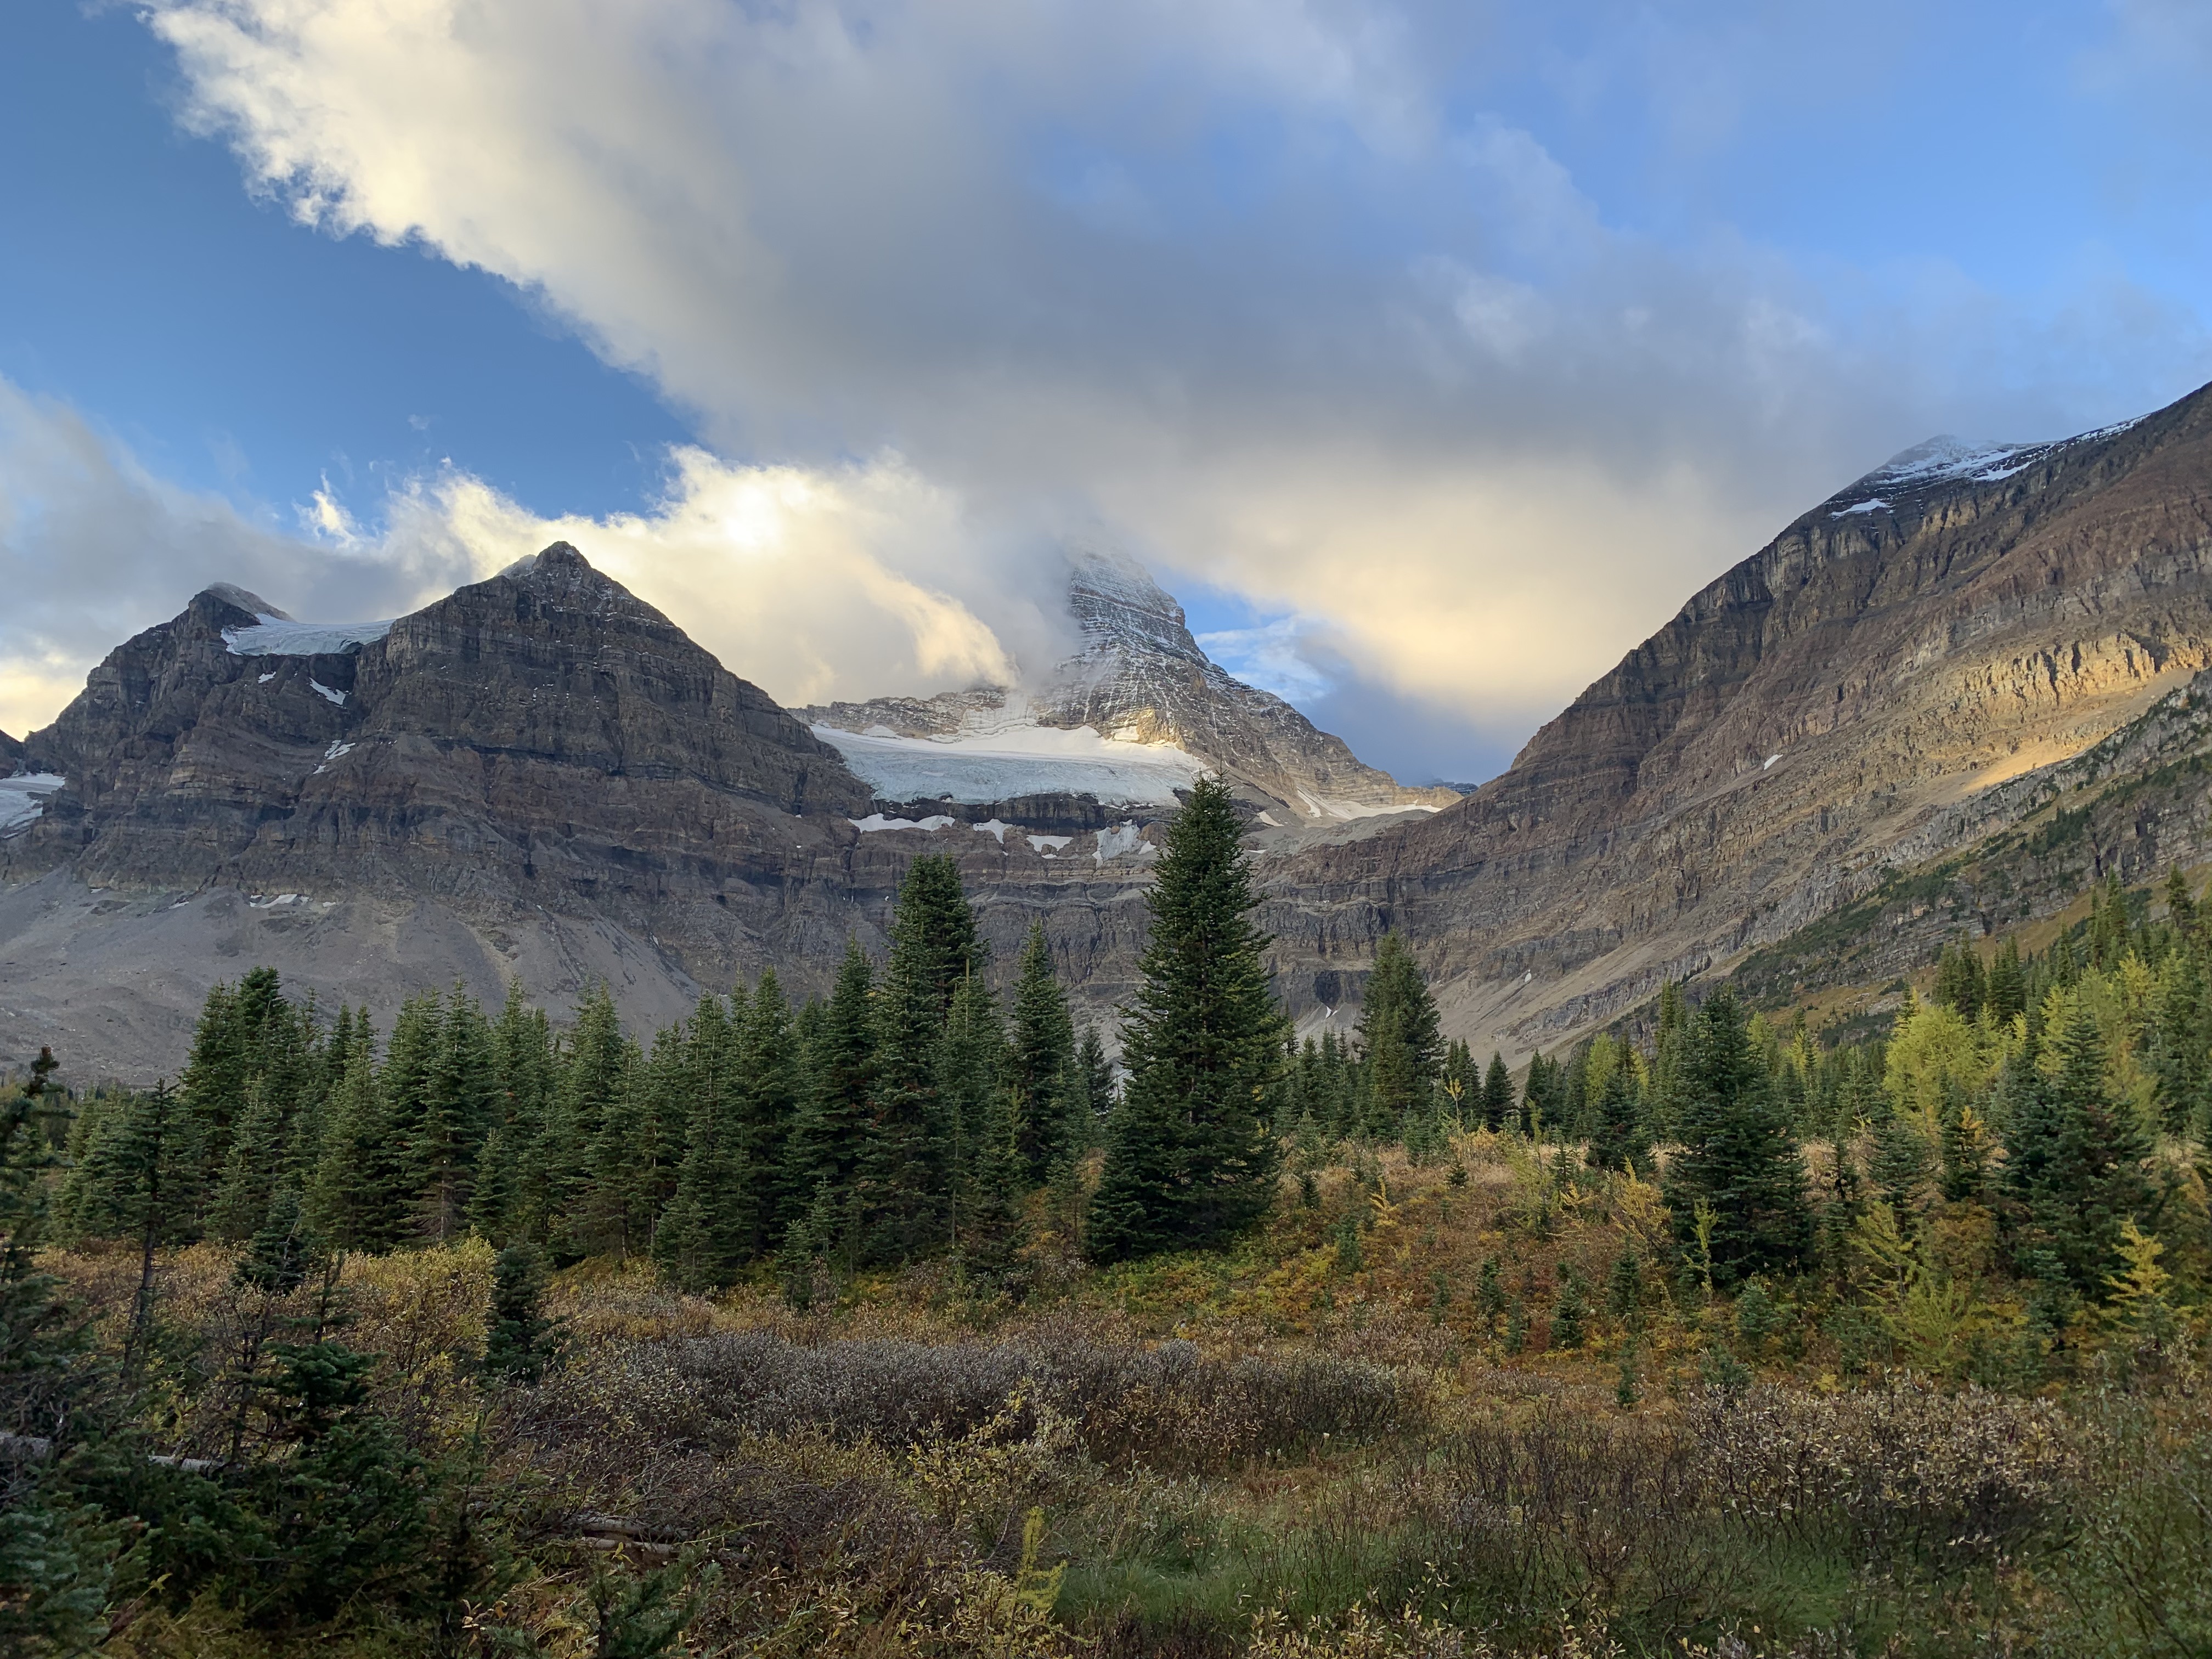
[9,381,2212,1080]
[3,544,1430,1077]
[1262,379,2212,1055]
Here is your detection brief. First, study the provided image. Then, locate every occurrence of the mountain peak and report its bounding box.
[498,540,592,582]
[196,582,290,620]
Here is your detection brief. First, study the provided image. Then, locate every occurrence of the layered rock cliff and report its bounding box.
[1259,381,2212,1052]
[0,546,1188,1076]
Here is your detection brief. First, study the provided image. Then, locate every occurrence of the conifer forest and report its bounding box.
[5,779,2212,1657]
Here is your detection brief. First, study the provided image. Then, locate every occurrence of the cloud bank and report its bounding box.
[9,1,2204,774]
[0,379,1060,737]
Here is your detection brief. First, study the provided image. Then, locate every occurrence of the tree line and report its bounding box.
[50,776,1291,1288]
[35,785,2208,1335]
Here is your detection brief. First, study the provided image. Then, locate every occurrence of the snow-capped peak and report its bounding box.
[1826,413,2150,518]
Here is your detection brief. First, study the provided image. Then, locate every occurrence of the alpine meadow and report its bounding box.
[7,4,2212,1657]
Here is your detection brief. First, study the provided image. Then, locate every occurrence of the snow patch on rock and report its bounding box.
[224,614,394,657]
[815,719,1204,808]
[850,812,957,833]
[1094,822,1157,864]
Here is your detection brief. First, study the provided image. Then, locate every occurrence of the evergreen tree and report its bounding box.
[783,941,876,1207]
[207,1077,294,1244]
[1932,939,1986,1018]
[863,856,979,1261]
[308,1035,407,1255]
[406,987,496,1243]
[1664,989,1811,1284]
[550,989,629,1253]
[93,1080,207,1369]
[1075,1026,1115,1132]
[1550,1265,1589,1350]
[2086,872,2131,971]
[0,1048,110,1657]
[654,995,750,1291]
[2148,941,2209,1133]
[1008,922,1078,1178]
[1357,932,1442,1139]
[1089,777,1287,1262]
[1481,1052,1514,1131]
[2002,1008,2155,1297]
[482,1242,557,1384]
[1984,938,2028,1026]
[1867,1106,1931,1214]
[480,980,556,1243]
[940,972,1022,1266]
[740,972,803,1250]
[574,1036,650,1262]
[178,979,252,1186]
[1588,1059,1651,1175]
[1649,981,1691,1139]
[377,991,444,1190]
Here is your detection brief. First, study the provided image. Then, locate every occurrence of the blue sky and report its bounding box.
[2,1,2208,782]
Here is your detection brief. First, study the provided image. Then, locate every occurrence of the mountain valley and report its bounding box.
[5,381,2212,1080]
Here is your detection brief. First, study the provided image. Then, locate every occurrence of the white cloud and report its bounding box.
[377,450,1041,707]
[116,0,2212,771]
[0,379,1048,735]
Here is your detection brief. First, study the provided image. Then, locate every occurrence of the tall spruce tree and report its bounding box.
[1481,1052,1513,1131]
[1088,777,1287,1262]
[863,856,979,1261]
[784,940,877,1212]
[1075,1025,1115,1144]
[413,986,498,1244]
[1664,989,1811,1284]
[549,988,628,1252]
[99,1078,206,1372]
[1357,932,1442,1139]
[742,972,803,1252]
[309,1034,407,1255]
[1008,922,1078,1178]
[478,978,556,1243]
[0,1047,111,1657]
[575,1035,650,1262]
[940,970,1022,1264]
[654,994,751,1290]
[2002,1007,2155,1296]
[207,1077,295,1244]
[1588,1059,1651,1176]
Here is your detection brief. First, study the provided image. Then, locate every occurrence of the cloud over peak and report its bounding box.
[8,0,2203,776]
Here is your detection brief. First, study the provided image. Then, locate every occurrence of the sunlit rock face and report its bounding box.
[1263,380,2212,1052]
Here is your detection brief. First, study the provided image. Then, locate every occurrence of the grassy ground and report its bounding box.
[42,1129,2212,1658]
